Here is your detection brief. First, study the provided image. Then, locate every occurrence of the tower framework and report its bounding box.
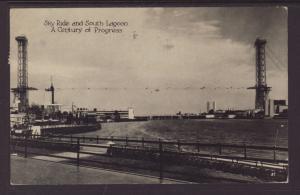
[248,38,271,112]
[11,36,37,112]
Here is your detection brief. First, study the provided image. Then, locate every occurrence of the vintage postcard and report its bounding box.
[9,7,288,184]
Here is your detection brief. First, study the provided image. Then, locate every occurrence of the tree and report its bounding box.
[112,110,121,121]
[28,104,44,119]
[208,109,215,114]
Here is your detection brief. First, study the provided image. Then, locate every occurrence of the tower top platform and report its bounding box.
[15,36,28,42]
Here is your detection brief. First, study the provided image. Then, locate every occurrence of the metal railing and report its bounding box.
[10,134,288,182]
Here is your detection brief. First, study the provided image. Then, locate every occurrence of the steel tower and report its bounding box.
[11,36,37,112]
[248,38,271,112]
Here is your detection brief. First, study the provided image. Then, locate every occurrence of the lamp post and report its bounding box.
[274,124,284,161]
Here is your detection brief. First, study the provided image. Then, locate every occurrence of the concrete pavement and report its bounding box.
[11,155,190,184]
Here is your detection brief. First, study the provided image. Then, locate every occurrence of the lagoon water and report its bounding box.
[74,119,288,147]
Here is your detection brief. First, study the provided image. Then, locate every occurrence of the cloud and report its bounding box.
[145,7,287,70]
[10,7,287,114]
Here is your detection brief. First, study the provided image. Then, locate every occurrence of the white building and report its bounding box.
[206,101,217,113]
[10,113,27,128]
[45,104,62,114]
[265,99,288,117]
[128,107,135,119]
[75,107,135,121]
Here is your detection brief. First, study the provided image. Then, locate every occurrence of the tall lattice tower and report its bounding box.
[248,38,271,112]
[11,36,37,112]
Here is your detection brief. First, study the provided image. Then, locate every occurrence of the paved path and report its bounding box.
[11,155,189,184]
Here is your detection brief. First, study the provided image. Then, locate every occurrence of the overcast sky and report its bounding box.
[10,7,288,115]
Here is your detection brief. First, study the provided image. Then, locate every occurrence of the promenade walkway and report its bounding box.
[11,155,189,184]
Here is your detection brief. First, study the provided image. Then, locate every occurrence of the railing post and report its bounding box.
[159,138,163,183]
[11,137,15,153]
[177,140,181,151]
[197,142,200,153]
[111,136,114,142]
[96,135,99,144]
[218,143,222,155]
[83,136,85,143]
[70,135,73,143]
[244,144,247,159]
[24,135,28,158]
[77,138,80,166]
[142,137,144,147]
[126,136,128,146]
[273,146,276,162]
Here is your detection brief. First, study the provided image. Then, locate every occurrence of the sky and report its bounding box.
[10,7,288,115]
